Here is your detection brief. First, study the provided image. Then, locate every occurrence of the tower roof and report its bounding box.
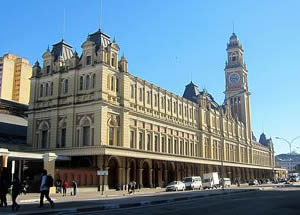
[87,29,111,53]
[52,39,73,62]
[259,132,273,146]
[183,81,200,103]
[227,33,243,50]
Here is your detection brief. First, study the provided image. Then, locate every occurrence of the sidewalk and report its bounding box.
[0,187,258,215]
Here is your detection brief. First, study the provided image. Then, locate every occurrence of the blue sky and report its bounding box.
[1,0,300,155]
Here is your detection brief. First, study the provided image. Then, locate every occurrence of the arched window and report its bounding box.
[108,116,119,146]
[39,121,50,149]
[92,74,96,88]
[79,116,94,147]
[86,75,90,89]
[80,76,84,90]
[58,120,67,148]
[40,84,44,97]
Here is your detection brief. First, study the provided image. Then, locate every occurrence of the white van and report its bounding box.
[183,176,202,190]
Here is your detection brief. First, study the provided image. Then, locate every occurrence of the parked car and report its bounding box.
[183,176,202,190]
[220,178,231,188]
[166,181,186,191]
[248,179,259,185]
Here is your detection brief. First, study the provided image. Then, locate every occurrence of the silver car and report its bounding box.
[166,181,186,191]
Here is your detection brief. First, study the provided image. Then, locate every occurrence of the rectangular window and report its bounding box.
[147,91,150,104]
[109,127,114,145]
[154,94,157,106]
[131,85,134,98]
[139,132,143,149]
[130,130,135,148]
[86,56,91,65]
[61,128,66,148]
[40,84,43,97]
[155,135,159,152]
[174,139,178,154]
[147,134,151,150]
[168,138,172,153]
[173,102,176,113]
[41,130,48,148]
[139,88,143,102]
[83,126,90,146]
[185,142,189,156]
[116,78,119,93]
[46,65,50,74]
[161,136,165,153]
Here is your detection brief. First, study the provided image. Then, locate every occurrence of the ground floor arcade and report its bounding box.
[53,154,278,190]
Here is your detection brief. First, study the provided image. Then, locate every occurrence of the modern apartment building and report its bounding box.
[0,53,32,104]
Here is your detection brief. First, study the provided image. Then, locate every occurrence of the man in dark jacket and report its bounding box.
[0,168,9,207]
[11,175,21,211]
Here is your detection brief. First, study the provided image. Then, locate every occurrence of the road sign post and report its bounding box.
[11,160,15,182]
[97,170,108,195]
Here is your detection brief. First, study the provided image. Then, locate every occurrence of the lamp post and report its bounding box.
[275,136,300,173]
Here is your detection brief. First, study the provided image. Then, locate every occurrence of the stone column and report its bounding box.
[199,164,205,178]
[164,169,168,187]
[0,148,9,168]
[43,152,57,194]
[126,168,131,188]
[118,167,124,190]
[138,168,143,188]
[158,168,163,187]
[149,168,153,188]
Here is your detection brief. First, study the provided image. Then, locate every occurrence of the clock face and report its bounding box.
[229,73,240,86]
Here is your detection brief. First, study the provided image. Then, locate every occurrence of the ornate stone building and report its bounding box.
[27,30,278,189]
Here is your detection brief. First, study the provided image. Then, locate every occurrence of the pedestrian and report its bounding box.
[132,181,136,194]
[11,175,21,211]
[21,179,29,195]
[0,167,9,207]
[62,179,68,197]
[71,180,78,196]
[55,178,62,194]
[39,169,54,208]
[128,182,132,194]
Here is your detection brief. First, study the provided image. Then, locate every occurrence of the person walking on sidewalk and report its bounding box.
[11,175,21,211]
[39,169,54,208]
[0,167,9,208]
[62,179,69,197]
[71,180,78,196]
[132,181,136,194]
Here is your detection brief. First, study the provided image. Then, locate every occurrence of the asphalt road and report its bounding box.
[81,188,300,215]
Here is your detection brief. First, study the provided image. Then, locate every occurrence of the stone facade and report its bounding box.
[27,29,278,189]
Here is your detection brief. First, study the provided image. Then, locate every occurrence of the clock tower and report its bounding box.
[225,33,252,141]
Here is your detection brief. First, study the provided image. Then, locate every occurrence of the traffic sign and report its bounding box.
[97,170,108,176]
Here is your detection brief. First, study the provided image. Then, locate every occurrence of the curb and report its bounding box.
[13,189,257,215]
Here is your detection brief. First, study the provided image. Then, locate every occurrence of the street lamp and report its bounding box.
[275,136,300,173]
